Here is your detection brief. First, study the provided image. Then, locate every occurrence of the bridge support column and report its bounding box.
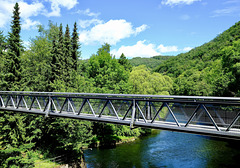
[146,101,151,120]
[130,99,136,129]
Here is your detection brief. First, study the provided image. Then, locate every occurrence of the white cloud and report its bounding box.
[45,0,78,17]
[19,1,44,18]
[49,0,78,9]
[183,47,193,52]
[79,19,103,28]
[0,0,44,29]
[22,18,41,30]
[23,40,30,49]
[76,8,100,17]
[111,40,160,58]
[224,0,240,5]
[0,1,17,28]
[79,19,148,45]
[135,24,148,35]
[0,0,79,29]
[0,12,9,28]
[111,41,193,58]
[212,6,240,17]
[161,0,201,6]
[157,44,178,53]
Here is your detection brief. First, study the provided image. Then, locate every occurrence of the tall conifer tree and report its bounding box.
[71,22,80,70]
[0,31,6,56]
[0,31,6,69]
[64,24,72,81]
[58,23,65,79]
[50,35,58,88]
[0,31,6,87]
[5,2,22,90]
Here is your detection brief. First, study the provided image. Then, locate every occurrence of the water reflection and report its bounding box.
[84,130,240,168]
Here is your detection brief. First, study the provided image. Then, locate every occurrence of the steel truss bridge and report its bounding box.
[0,91,240,140]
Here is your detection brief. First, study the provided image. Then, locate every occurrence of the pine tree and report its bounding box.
[0,31,6,70]
[4,3,22,91]
[0,31,6,56]
[49,35,59,90]
[71,22,80,71]
[64,24,72,82]
[58,23,65,79]
[0,31,6,88]
[0,4,36,167]
[118,53,132,71]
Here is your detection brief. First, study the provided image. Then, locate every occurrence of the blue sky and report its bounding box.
[1,0,240,59]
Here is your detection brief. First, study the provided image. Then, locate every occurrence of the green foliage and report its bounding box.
[0,143,35,168]
[39,118,92,160]
[71,22,80,71]
[92,123,143,147]
[0,31,6,88]
[154,21,240,96]
[129,56,171,69]
[0,31,6,55]
[3,3,22,91]
[129,65,173,95]
[87,43,131,93]
[173,60,232,96]
[221,39,240,95]
[1,5,91,166]
[64,25,72,81]
[118,53,132,71]
[21,32,52,91]
[0,112,41,168]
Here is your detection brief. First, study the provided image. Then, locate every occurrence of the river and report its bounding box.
[84,130,240,168]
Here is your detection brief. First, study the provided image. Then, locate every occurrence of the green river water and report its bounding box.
[84,130,240,168]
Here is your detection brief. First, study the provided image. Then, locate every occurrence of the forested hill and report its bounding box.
[129,55,171,69]
[154,21,240,97]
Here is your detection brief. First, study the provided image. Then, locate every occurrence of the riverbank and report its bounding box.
[32,129,159,167]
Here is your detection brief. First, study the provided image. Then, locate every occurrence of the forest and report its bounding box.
[1,2,240,167]
[154,21,240,97]
[0,3,173,167]
[128,55,171,69]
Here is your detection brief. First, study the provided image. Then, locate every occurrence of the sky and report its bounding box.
[0,0,240,59]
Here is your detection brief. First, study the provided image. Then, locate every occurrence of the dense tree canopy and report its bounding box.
[2,2,240,167]
[87,43,131,93]
[129,65,173,95]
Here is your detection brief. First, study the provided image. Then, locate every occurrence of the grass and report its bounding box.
[34,159,61,168]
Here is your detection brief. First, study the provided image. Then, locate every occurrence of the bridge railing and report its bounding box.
[0,91,240,139]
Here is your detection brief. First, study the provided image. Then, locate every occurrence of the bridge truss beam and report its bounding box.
[0,91,240,140]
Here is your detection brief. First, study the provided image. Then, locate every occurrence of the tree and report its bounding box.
[118,53,132,71]
[0,31,6,87]
[49,34,59,88]
[21,23,59,92]
[0,31,6,56]
[87,43,130,93]
[71,22,80,70]
[129,65,173,95]
[58,23,65,79]
[63,24,72,82]
[221,39,240,96]
[4,2,22,91]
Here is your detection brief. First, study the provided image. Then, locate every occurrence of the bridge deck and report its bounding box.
[0,91,240,140]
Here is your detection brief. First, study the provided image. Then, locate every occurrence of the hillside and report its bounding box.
[129,55,171,69]
[154,21,240,97]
